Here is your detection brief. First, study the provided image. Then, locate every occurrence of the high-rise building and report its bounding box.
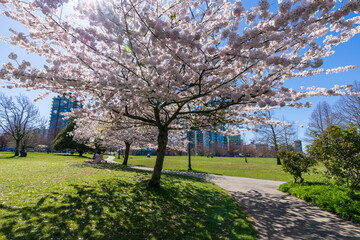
[294,140,302,153]
[189,129,242,156]
[48,94,81,140]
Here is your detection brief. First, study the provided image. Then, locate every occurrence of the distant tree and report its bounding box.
[305,101,338,142]
[20,119,48,151]
[227,141,240,157]
[333,81,360,128]
[208,143,226,157]
[255,111,297,165]
[192,144,202,157]
[308,125,360,190]
[240,142,257,158]
[255,112,280,164]
[0,93,41,156]
[53,119,91,156]
[0,132,10,151]
[279,120,298,151]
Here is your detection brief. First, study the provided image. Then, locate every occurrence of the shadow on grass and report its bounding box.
[78,161,221,178]
[293,182,328,186]
[187,169,222,176]
[52,153,93,159]
[74,162,211,184]
[0,171,256,240]
[0,155,17,159]
[230,189,360,240]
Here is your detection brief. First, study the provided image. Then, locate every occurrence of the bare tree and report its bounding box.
[333,82,360,128]
[279,119,298,151]
[20,118,48,151]
[305,101,339,141]
[0,132,10,151]
[255,112,298,165]
[255,111,282,165]
[0,93,41,156]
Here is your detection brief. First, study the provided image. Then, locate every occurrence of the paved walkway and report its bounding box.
[105,156,360,240]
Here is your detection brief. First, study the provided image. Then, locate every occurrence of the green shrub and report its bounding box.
[279,182,360,223]
[277,148,317,183]
[307,125,360,190]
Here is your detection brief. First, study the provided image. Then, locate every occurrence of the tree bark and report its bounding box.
[149,126,168,187]
[271,126,281,165]
[76,147,84,156]
[14,140,20,156]
[122,141,131,166]
[276,155,281,165]
[299,176,304,183]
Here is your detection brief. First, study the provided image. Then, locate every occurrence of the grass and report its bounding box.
[0,152,256,240]
[123,155,325,182]
[279,182,360,224]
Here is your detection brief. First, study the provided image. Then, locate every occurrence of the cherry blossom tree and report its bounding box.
[1,0,360,186]
[73,117,158,165]
[72,112,186,165]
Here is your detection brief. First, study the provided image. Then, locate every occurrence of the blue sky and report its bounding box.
[0,1,359,143]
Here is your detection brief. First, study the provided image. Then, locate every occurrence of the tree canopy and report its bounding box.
[308,125,360,190]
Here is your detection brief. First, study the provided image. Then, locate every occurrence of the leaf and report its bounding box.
[124,45,131,53]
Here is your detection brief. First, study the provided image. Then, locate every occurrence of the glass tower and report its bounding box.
[48,94,81,140]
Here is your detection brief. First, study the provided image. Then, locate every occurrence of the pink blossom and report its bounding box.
[8,53,17,60]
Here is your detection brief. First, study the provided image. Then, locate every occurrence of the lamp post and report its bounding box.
[187,130,192,171]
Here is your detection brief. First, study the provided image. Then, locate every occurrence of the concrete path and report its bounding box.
[103,156,119,164]
[105,156,360,239]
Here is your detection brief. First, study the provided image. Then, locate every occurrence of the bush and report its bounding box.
[307,125,360,190]
[279,182,360,223]
[277,148,317,183]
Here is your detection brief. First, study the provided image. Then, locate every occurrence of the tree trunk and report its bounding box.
[299,176,304,183]
[14,140,20,156]
[275,143,281,165]
[122,141,131,166]
[76,148,84,156]
[149,127,168,187]
[276,156,281,165]
[270,124,281,165]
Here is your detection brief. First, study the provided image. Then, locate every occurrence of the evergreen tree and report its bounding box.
[53,119,90,156]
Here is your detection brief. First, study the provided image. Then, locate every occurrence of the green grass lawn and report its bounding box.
[123,155,325,182]
[279,182,360,224]
[0,152,256,240]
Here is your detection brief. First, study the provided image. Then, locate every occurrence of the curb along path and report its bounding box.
[105,156,360,240]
